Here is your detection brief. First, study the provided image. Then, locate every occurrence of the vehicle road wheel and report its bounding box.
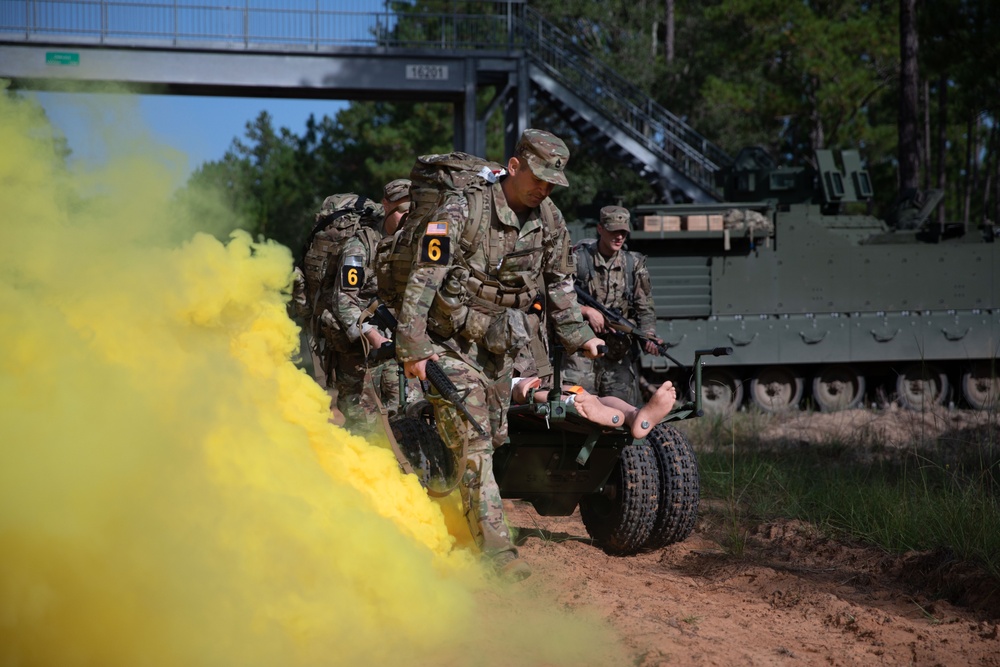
[692,367,744,415]
[812,365,865,412]
[896,363,949,411]
[960,362,1000,411]
[579,442,659,556]
[389,416,455,494]
[642,424,700,551]
[749,365,803,413]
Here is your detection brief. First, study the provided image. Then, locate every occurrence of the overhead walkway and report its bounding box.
[0,1,730,201]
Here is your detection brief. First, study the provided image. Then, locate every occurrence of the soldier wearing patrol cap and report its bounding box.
[395,129,605,581]
[380,178,411,236]
[355,178,417,420]
[313,192,393,434]
[563,204,665,405]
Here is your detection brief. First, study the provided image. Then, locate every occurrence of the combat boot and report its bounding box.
[492,551,531,582]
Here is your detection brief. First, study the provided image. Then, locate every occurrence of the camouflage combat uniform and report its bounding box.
[302,194,395,434]
[562,206,657,405]
[395,130,595,563]
[371,178,416,410]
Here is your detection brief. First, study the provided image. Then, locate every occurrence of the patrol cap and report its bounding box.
[383,178,411,203]
[515,128,570,187]
[599,205,631,232]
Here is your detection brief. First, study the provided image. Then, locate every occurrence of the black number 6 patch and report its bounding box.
[341,265,365,287]
[420,236,451,265]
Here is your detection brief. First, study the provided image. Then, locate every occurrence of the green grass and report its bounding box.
[678,409,1000,581]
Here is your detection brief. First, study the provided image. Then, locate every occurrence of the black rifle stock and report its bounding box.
[573,284,686,370]
[366,300,489,438]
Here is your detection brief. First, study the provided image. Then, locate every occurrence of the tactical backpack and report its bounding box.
[375,152,506,313]
[301,194,381,334]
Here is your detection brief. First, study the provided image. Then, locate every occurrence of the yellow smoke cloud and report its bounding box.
[0,85,626,666]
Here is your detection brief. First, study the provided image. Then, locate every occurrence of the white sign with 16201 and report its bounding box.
[406,65,449,80]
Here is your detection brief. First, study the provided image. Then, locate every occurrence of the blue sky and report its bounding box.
[33,90,348,183]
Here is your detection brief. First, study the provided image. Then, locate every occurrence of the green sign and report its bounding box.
[46,52,80,66]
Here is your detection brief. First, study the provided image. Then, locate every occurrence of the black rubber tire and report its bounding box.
[389,416,455,492]
[642,424,700,551]
[404,398,435,424]
[579,442,660,556]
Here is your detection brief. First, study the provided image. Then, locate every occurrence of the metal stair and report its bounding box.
[515,8,731,203]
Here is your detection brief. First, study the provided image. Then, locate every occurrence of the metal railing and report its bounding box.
[0,0,521,49]
[1,0,730,195]
[516,7,729,196]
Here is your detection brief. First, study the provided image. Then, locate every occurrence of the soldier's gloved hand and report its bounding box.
[581,338,606,359]
[403,354,440,381]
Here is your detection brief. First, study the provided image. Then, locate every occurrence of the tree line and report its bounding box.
[182,0,999,259]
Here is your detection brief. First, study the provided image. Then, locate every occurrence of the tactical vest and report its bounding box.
[573,239,637,306]
[377,152,526,313]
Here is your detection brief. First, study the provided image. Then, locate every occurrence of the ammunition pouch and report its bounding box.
[482,308,532,355]
[466,271,537,310]
[461,307,492,343]
[453,269,540,354]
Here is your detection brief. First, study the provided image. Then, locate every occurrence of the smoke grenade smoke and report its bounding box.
[0,85,624,666]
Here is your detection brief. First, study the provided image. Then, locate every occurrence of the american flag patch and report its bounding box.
[426,221,449,235]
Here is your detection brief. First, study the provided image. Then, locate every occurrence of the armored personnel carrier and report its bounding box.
[587,147,999,414]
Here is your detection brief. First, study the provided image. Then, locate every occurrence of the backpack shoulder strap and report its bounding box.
[574,239,597,285]
[624,249,637,302]
[457,188,490,257]
[358,225,381,263]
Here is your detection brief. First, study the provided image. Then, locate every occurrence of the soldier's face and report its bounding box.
[504,156,555,212]
[383,198,407,235]
[597,224,627,256]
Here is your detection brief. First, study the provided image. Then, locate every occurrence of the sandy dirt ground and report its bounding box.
[500,407,1000,667]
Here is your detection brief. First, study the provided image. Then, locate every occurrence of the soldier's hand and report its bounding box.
[642,337,663,355]
[363,327,391,351]
[582,306,607,333]
[403,354,439,381]
[581,338,606,359]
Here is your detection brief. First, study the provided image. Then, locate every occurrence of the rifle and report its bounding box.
[365,299,489,438]
[573,284,686,370]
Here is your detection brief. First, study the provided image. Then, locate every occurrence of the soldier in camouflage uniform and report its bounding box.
[396,129,605,581]
[313,193,395,435]
[363,178,414,415]
[380,178,411,236]
[562,205,664,405]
